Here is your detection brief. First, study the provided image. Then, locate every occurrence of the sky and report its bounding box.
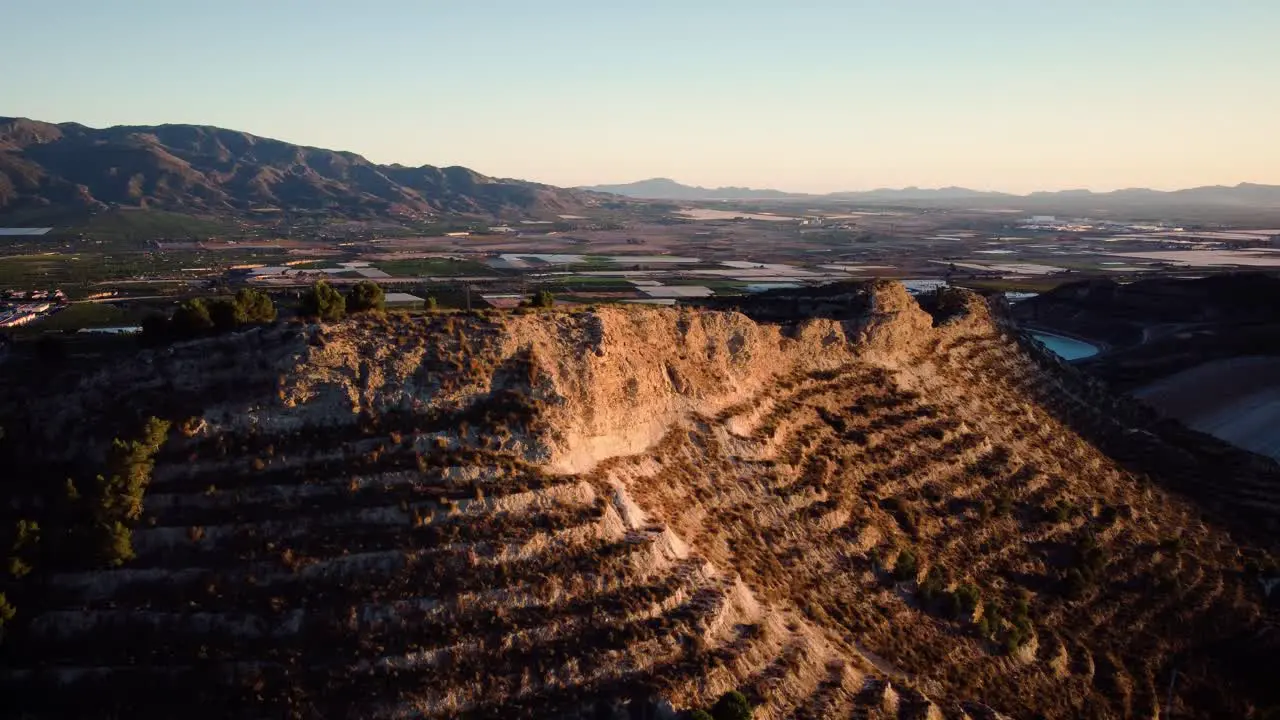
[3,0,1279,193]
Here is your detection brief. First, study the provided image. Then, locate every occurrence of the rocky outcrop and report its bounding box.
[2,282,1276,719]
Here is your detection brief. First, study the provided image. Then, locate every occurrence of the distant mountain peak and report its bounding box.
[581,178,801,201]
[584,176,1280,209]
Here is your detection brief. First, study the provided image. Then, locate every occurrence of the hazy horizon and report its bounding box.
[5,0,1279,194]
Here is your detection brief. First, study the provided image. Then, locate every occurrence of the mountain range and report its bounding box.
[584,177,1280,208]
[0,117,593,220]
[4,116,1279,224]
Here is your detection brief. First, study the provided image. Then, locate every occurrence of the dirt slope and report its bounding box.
[1,282,1276,719]
[1132,356,1280,461]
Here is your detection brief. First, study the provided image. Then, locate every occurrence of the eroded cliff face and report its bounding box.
[253,281,978,472]
[4,282,1277,720]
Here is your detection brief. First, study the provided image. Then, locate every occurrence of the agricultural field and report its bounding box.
[4,200,1280,335]
[367,257,496,277]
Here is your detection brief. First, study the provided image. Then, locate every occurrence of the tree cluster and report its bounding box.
[300,280,389,321]
[144,289,277,341]
[300,280,347,321]
[521,290,555,309]
[345,280,385,314]
[977,594,1034,655]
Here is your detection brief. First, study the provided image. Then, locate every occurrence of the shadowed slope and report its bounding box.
[0,116,593,218]
[0,282,1275,719]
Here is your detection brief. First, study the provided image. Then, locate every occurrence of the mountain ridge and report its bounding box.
[584,177,1280,207]
[0,117,595,219]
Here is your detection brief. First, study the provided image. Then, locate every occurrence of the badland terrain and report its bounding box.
[1,281,1277,719]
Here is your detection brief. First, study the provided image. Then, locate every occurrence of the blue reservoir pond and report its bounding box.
[1030,331,1100,360]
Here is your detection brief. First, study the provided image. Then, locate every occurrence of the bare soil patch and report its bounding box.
[1134,356,1280,459]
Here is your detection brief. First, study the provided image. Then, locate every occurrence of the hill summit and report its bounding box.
[1,282,1277,719]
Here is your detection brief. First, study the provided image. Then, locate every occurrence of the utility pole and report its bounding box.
[464,283,471,311]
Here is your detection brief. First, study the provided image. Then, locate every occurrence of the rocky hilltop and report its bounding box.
[1,282,1277,719]
[0,117,594,219]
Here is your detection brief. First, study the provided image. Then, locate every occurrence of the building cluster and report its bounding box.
[0,289,66,328]
[1018,216,1098,232]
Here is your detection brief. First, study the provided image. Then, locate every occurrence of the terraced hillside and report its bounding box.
[1,282,1276,719]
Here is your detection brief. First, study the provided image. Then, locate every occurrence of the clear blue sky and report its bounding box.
[4,0,1278,193]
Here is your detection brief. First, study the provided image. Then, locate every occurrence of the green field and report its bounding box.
[0,247,298,295]
[0,208,238,244]
[373,258,497,276]
[68,210,236,241]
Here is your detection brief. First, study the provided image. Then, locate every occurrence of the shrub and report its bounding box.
[883,496,919,535]
[956,583,981,616]
[301,280,346,321]
[1048,500,1073,523]
[1064,568,1090,599]
[235,288,277,323]
[531,289,555,308]
[993,494,1014,516]
[346,281,385,313]
[170,298,214,337]
[1099,504,1119,526]
[691,711,714,720]
[208,288,276,332]
[207,298,242,333]
[6,557,31,580]
[1012,595,1030,622]
[943,592,964,620]
[976,615,993,638]
[12,519,39,549]
[0,592,15,631]
[919,565,948,603]
[711,690,753,720]
[894,549,919,581]
[1003,627,1029,655]
[1076,535,1108,578]
[981,600,1003,637]
[7,519,39,579]
[423,296,439,311]
[99,521,135,567]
